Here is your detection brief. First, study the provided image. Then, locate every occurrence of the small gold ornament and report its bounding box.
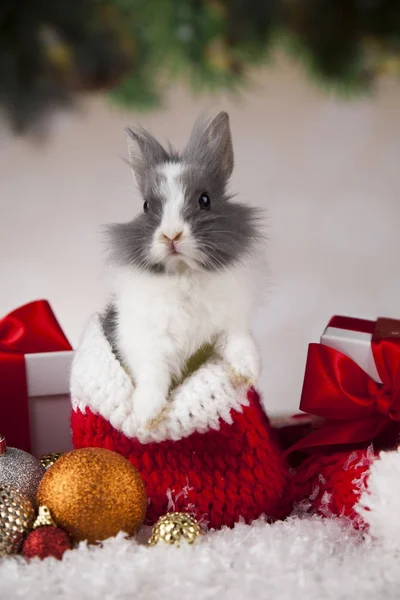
[40,452,63,470]
[37,448,147,544]
[0,484,35,555]
[32,505,56,529]
[149,512,202,546]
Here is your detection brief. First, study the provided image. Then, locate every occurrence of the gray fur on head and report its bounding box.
[106,112,264,273]
[182,112,234,182]
[126,127,171,189]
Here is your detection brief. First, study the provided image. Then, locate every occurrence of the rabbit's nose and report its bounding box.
[161,231,183,242]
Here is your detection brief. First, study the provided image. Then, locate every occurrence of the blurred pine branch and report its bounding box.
[1,0,399,132]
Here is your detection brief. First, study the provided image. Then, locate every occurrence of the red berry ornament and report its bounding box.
[22,526,72,560]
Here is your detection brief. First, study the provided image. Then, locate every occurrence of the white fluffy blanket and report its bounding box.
[1,516,400,600]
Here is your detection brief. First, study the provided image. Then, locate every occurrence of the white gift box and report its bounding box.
[25,350,74,456]
[319,315,393,383]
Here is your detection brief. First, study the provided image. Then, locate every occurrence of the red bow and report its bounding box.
[287,318,400,455]
[0,300,72,452]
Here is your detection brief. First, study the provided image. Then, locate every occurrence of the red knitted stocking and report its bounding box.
[71,389,288,529]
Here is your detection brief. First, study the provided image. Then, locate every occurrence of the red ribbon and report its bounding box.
[0,300,72,452]
[287,318,400,456]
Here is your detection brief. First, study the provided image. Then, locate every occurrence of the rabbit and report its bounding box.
[103,112,265,429]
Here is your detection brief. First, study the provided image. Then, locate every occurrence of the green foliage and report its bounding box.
[1,0,399,132]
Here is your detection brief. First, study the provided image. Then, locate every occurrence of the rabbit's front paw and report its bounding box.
[228,367,255,389]
[223,335,260,388]
[134,387,168,429]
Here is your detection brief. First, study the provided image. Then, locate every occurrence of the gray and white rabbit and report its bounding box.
[103,112,264,429]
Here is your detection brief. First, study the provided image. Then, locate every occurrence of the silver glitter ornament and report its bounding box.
[0,484,35,555]
[0,434,45,505]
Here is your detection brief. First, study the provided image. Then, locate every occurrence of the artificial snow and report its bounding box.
[1,516,399,600]
[357,446,400,547]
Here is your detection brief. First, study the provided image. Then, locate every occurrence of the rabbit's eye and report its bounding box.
[143,201,149,213]
[199,193,211,210]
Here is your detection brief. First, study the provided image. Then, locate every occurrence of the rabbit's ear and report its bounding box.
[125,126,169,182]
[183,112,234,180]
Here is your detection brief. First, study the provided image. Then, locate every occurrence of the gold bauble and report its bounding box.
[149,513,202,546]
[0,484,35,555]
[32,505,57,529]
[39,452,63,470]
[37,448,147,544]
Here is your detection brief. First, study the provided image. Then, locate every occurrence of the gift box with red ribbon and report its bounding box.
[0,300,74,456]
[289,314,400,456]
[281,314,400,542]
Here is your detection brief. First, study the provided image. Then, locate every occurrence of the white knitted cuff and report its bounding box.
[70,314,250,444]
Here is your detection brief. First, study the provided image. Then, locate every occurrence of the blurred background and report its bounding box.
[1,1,400,415]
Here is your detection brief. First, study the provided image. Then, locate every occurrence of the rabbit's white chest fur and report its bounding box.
[112,260,260,426]
[115,261,255,371]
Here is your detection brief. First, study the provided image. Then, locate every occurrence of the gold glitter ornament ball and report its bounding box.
[37,447,147,544]
[149,512,202,546]
[0,484,35,555]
